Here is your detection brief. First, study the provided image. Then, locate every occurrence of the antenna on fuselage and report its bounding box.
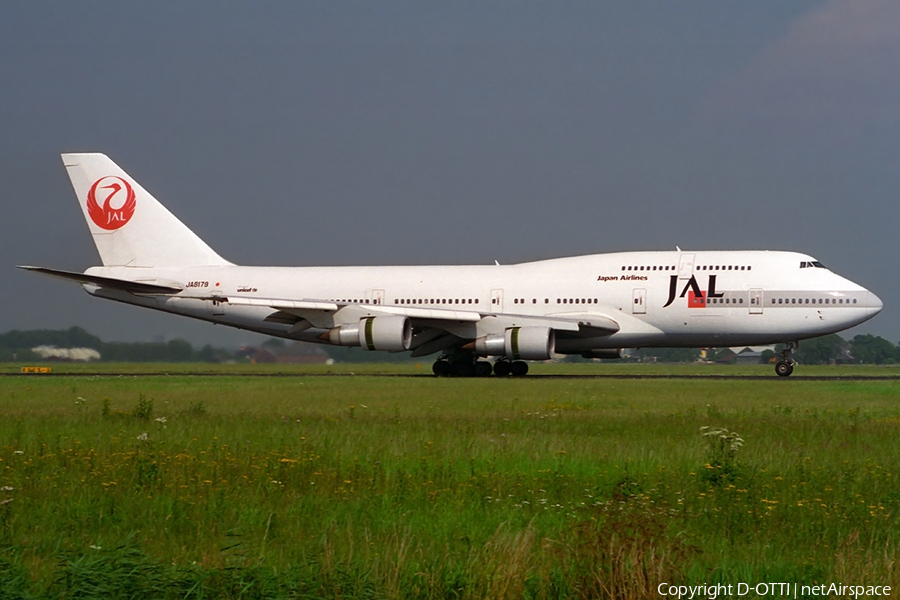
[676,246,682,252]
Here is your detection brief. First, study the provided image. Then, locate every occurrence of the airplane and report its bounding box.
[19,153,883,377]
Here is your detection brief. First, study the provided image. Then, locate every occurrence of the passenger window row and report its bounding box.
[392,298,479,305]
[771,297,857,305]
[622,265,674,271]
[620,264,753,272]
[697,265,751,271]
[332,298,378,305]
[510,298,602,305]
[695,297,744,305]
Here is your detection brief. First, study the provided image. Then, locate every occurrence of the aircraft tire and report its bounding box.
[433,361,451,377]
[775,361,794,377]
[510,361,529,377]
[493,360,512,377]
[451,362,476,377]
[474,361,493,377]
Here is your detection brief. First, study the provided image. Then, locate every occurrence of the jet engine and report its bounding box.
[327,316,412,352]
[474,326,555,361]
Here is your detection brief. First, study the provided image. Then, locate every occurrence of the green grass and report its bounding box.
[4,360,900,377]
[0,366,898,598]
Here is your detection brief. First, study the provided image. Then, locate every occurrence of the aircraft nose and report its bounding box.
[868,291,883,315]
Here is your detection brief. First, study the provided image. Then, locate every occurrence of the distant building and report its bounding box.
[31,346,101,362]
[834,345,854,365]
[734,349,764,365]
[240,342,333,365]
[716,346,775,365]
[271,342,333,364]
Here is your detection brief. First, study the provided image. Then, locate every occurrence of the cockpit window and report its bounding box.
[800,261,827,269]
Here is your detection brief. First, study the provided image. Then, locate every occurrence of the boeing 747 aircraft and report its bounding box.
[19,154,883,376]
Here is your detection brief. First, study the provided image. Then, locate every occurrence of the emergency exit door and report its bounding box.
[632,288,647,314]
[749,289,763,314]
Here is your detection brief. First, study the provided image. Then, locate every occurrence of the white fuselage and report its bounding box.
[85,249,882,353]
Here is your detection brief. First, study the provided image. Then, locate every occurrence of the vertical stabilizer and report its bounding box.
[62,153,232,267]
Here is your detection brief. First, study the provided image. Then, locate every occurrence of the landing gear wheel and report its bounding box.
[432,360,451,377]
[450,362,476,378]
[775,341,797,377]
[510,361,529,377]
[493,360,512,377]
[775,361,794,377]
[474,361,493,377]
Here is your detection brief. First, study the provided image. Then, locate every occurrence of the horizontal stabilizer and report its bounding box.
[17,266,183,295]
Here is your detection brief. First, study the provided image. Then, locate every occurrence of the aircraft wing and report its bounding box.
[225,296,482,326]
[224,296,619,337]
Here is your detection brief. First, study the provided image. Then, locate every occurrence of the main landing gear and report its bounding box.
[432,353,529,377]
[775,342,797,377]
[492,358,529,377]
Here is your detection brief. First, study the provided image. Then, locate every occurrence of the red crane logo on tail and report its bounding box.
[87,176,136,230]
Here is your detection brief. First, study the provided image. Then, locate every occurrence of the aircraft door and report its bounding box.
[632,288,647,314]
[678,254,695,279]
[491,289,504,312]
[372,289,385,305]
[749,288,763,314]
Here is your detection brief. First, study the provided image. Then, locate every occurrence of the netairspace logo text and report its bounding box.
[657,582,892,599]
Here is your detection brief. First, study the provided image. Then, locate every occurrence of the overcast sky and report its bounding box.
[2,1,898,347]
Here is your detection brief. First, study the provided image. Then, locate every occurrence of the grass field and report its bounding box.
[0,364,899,598]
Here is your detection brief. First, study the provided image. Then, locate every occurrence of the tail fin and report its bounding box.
[62,153,232,267]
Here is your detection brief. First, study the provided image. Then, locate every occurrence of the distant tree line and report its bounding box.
[0,327,231,363]
[2,327,899,365]
[587,333,900,365]
[0,327,414,364]
[764,334,900,365]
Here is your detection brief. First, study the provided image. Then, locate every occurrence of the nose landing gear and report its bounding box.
[775,342,797,377]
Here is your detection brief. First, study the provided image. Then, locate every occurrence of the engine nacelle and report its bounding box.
[474,326,555,361]
[328,323,361,347]
[327,316,412,352]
